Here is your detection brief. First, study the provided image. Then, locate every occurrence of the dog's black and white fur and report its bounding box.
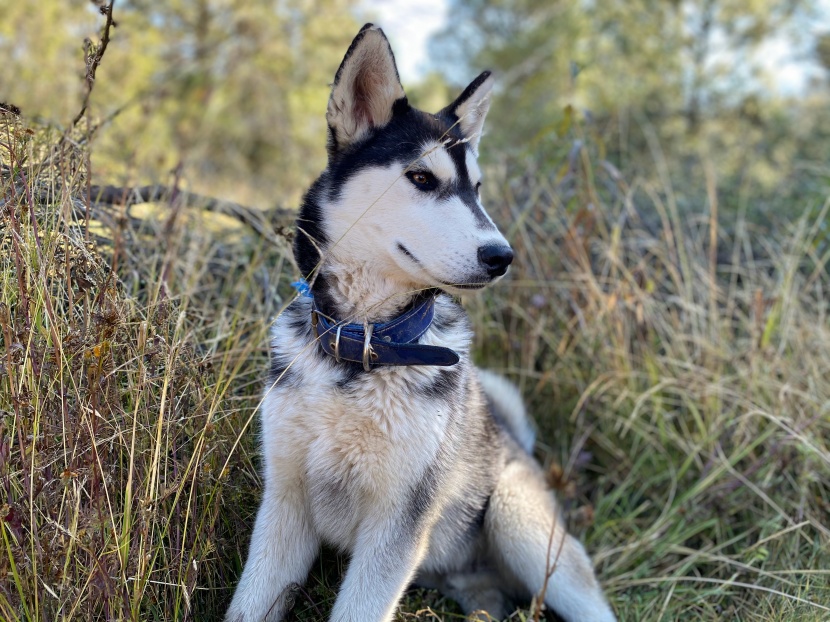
[226,24,615,622]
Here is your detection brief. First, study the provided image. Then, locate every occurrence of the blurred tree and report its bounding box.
[431,0,817,150]
[817,31,830,75]
[0,0,360,204]
[0,1,101,122]
[430,0,829,220]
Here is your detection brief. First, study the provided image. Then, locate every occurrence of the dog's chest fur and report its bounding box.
[262,295,473,550]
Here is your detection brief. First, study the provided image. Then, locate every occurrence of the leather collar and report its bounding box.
[310,295,459,370]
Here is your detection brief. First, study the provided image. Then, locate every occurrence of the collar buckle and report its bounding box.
[311,310,320,341]
[362,323,376,371]
[334,325,343,363]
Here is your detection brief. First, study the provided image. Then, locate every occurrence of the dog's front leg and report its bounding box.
[225,483,319,622]
[329,509,431,622]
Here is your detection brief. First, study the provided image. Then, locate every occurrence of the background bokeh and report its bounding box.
[1,1,829,620]
[2,0,830,212]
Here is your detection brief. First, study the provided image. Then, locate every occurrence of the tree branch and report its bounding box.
[71,1,117,128]
[2,163,293,246]
[88,184,294,246]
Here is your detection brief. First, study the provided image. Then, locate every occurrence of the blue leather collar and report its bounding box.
[310,295,459,370]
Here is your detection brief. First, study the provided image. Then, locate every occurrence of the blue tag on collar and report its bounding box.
[291,279,313,298]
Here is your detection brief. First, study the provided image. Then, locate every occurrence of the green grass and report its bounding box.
[1,109,829,621]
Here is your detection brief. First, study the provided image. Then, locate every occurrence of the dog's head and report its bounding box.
[302,24,512,296]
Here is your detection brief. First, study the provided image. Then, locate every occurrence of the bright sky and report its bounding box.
[361,0,830,94]
[359,0,448,83]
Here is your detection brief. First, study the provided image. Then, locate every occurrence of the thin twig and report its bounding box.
[532,510,567,622]
[71,1,117,128]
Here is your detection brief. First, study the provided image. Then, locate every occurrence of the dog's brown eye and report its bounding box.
[406,171,437,191]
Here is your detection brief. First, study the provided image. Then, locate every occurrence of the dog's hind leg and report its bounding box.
[438,569,512,621]
[225,484,319,622]
[485,458,616,622]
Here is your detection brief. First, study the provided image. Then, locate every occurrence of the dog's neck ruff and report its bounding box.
[300,285,460,370]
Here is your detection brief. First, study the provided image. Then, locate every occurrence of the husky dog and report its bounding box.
[226,24,615,622]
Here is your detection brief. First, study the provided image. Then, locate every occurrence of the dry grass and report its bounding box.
[1,106,829,622]
[0,111,289,619]
[470,149,830,620]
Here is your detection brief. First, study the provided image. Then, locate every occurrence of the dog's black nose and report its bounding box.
[478,244,514,277]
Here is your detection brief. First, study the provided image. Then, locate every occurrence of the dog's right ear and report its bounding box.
[326,24,407,155]
[442,71,494,154]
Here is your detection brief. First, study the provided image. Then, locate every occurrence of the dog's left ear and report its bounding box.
[326,24,407,155]
[442,71,494,153]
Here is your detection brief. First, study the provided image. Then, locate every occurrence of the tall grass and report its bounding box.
[1,105,829,622]
[470,146,830,620]
[0,110,291,619]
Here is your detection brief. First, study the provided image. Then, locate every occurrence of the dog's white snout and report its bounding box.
[477,244,514,278]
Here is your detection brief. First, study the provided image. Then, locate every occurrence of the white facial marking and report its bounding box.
[416,141,456,184]
[466,150,482,186]
[321,141,510,314]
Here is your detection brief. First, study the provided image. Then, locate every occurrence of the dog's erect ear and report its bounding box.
[326,24,407,154]
[442,71,494,153]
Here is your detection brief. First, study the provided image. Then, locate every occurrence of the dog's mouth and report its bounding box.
[438,280,488,291]
[396,242,494,291]
[396,242,421,265]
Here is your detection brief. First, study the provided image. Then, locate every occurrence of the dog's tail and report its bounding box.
[477,369,536,454]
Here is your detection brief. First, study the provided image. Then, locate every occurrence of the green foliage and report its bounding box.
[432,0,830,221]
[0,0,360,204]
